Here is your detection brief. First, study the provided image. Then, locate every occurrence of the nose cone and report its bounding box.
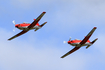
[68,41,71,44]
[15,24,19,28]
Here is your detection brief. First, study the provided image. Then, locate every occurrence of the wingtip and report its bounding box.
[61,57,63,58]
[8,39,10,41]
[43,12,46,13]
[45,22,47,23]
[94,27,97,29]
[61,56,65,58]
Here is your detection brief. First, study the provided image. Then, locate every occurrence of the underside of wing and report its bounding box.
[61,47,80,58]
[8,30,28,40]
[80,27,97,45]
[28,12,46,29]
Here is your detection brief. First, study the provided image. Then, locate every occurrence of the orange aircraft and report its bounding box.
[61,27,98,58]
[8,12,47,40]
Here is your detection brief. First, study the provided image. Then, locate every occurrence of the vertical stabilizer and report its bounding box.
[86,38,98,49]
[91,38,98,44]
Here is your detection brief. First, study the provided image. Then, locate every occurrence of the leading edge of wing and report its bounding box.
[28,12,46,29]
[61,47,80,58]
[80,27,97,45]
[8,30,28,40]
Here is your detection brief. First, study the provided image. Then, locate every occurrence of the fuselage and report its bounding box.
[15,23,41,30]
[68,39,92,47]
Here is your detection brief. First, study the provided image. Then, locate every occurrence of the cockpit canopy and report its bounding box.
[75,39,80,40]
[23,22,30,24]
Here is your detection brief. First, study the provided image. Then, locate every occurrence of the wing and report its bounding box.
[28,12,46,29]
[8,30,28,40]
[61,47,80,58]
[80,27,97,45]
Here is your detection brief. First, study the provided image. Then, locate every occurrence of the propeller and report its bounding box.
[63,37,72,44]
[12,20,16,25]
[12,20,16,32]
[63,41,67,44]
[13,28,16,32]
[69,37,71,41]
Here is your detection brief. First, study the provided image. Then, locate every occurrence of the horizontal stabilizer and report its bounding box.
[86,45,91,49]
[91,38,98,44]
[40,22,47,27]
[86,38,98,49]
[34,28,39,31]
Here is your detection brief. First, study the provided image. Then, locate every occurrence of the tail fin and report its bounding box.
[34,19,40,26]
[86,38,98,49]
[36,23,40,26]
[34,22,47,31]
[91,38,98,44]
[40,22,47,27]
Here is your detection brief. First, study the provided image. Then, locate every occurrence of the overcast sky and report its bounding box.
[0,0,105,70]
